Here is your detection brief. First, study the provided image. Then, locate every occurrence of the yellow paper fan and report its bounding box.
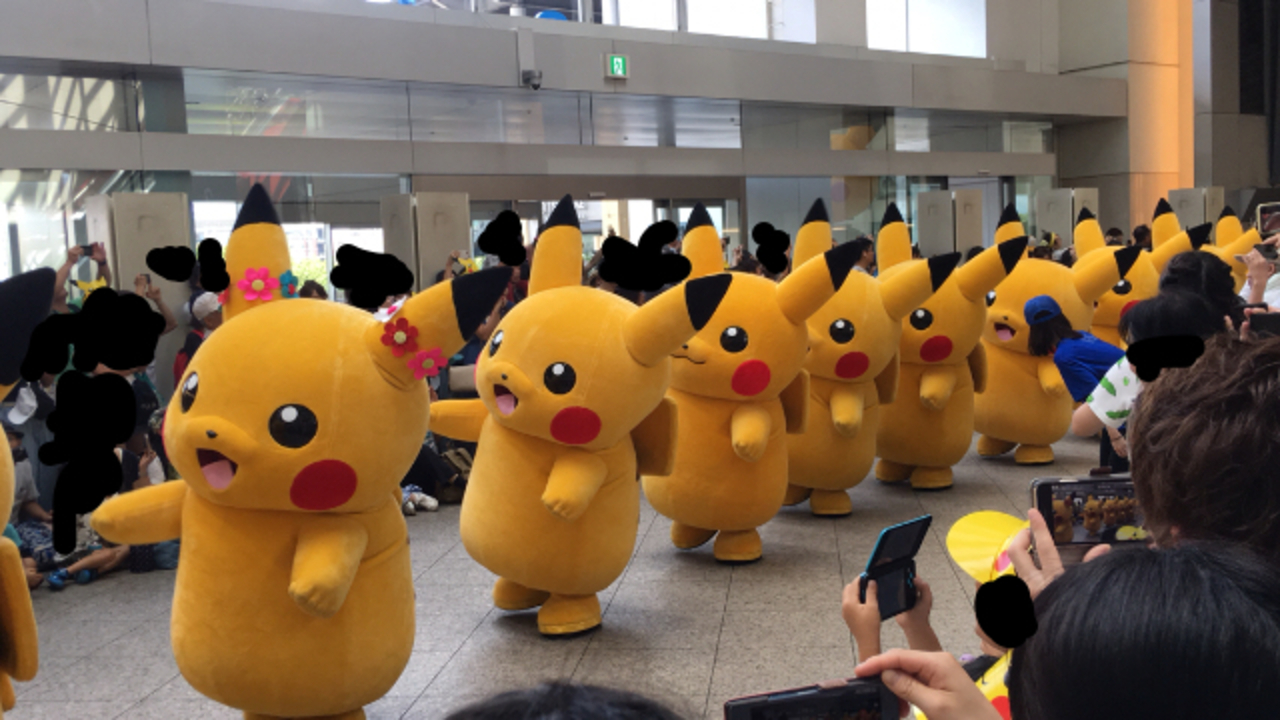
[946,511,1028,584]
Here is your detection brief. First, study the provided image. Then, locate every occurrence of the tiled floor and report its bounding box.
[11,434,1098,720]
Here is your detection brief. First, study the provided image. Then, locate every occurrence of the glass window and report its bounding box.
[591,95,741,149]
[613,0,677,31]
[867,0,987,58]
[742,103,887,151]
[411,84,583,144]
[867,0,908,52]
[687,0,769,39]
[0,74,135,132]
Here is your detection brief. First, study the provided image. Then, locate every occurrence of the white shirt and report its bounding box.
[1085,359,1141,429]
[1240,272,1280,309]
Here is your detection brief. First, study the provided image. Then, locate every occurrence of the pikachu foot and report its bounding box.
[809,490,853,517]
[1,673,13,712]
[1014,444,1055,465]
[245,711,365,720]
[671,521,717,550]
[977,435,1017,457]
[538,593,602,636]
[909,466,954,491]
[782,485,812,506]
[493,577,551,611]
[714,529,762,564]
[876,459,912,483]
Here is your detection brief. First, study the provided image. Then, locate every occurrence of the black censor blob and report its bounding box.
[146,246,196,283]
[1126,335,1205,383]
[24,288,165,376]
[598,220,691,292]
[330,245,415,311]
[197,239,230,292]
[975,575,1038,649]
[752,222,791,275]
[477,210,527,267]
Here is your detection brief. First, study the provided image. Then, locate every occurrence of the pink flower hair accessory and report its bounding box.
[237,267,281,302]
[407,347,446,380]
[381,317,420,358]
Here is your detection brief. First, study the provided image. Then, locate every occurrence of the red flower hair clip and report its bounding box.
[381,317,420,358]
[408,347,446,380]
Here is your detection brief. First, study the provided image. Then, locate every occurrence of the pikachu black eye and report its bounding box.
[910,308,934,330]
[269,405,318,448]
[720,326,748,353]
[985,291,997,307]
[180,373,198,413]
[829,319,855,344]
[489,329,504,357]
[1113,279,1132,295]
[544,362,576,394]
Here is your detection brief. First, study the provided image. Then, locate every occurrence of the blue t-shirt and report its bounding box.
[1054,332,1126,402]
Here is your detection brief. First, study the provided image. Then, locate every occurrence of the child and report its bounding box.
[5,419,56,574]
[842,576,942,663]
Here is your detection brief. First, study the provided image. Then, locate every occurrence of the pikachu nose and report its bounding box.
[501,374,508,381]
[681,344,688,350]
[206,430,218,439]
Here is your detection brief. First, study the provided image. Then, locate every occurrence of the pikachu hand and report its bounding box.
[732,434,768,462]
[288,578,348,619]
[731,404,772,462]
[920,388,951,411]
[541,451,608,522]
[542,487,593,522]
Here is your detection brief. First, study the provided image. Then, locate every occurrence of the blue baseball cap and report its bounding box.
[1024,295,1063,325]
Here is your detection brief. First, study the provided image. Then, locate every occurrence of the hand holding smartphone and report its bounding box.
[859,515,932,621]
[1030,476,1146,567]
[724,676,897,720]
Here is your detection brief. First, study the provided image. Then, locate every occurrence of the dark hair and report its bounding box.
[1131,224,1152,246]
[1129,335,1280,564]
[188,261,203,291]
[298,280,328,300]
[849,237,874,260]
[1027,313,1082,357]
[911,245,922,259]
[1029,246,1053,260]
[1105,227,1124,238]
[733,256,761,275]
[1118,290,1223,345]
[445,682,685,720]
[1009,542,1280,720]
[1159,251,1245,327]
[964,245,985,263]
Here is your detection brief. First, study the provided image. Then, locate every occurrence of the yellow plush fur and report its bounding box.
[785,202,956,513]
[432,197,731,636]
[91,185,512,720]
[642,207,858,561]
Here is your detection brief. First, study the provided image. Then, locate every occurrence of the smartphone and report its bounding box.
[142,273,152,286]
[1030,476,1147,564]
[1248,312,1280,337]
[724,676,897,720]
[1242,303,1270,311]
[859,515,932,621]
[78,245,94,259]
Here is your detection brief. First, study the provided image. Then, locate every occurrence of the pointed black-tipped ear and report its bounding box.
[999,236,1029,272]
[1154,198,1173,219]
[1219,205,1237,220]
[451,267,514,341]
[545,195,579,230]
[803,199,829,225]
[825,240,860,289]
[999,204,1021,227]
[1114,246,1143,279]
[1187,222,1213,249]
[1077,207,1095,223]
[0,268,55,387]
[685,203,714,234]
[928,252,962,292]
[686,274,733,331]
[883,203,904,226]
[233,183,280,230]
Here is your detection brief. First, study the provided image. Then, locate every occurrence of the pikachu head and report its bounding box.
[795,202,958,383]
[1201,228,1263,294]
[476,197,730,451]
[169,185,513,513]
[1151,199,1181,249]
[670,203,859,401]
[0,268,56,525]
[1215,206,1244,247]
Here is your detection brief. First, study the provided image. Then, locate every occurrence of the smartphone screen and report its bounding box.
[1034,478,1145,545]
[725,679,889,720]
[1248,312,1280,337]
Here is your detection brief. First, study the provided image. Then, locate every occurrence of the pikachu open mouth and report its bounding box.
[197,448,238,491]
[994,323,1017,342]
[494,384,519,416]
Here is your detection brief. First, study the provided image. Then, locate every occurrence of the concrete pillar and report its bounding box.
[413,192,471,288]
[813,0,865,47]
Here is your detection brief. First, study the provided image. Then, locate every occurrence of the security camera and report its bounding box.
[521,69,543,90]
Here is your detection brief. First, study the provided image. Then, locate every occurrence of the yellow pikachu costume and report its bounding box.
[974,244,1142,465]
[1216,206,1244,247]
[1202,228,1262,294]
[0,269,51,718]
[1151,198,1181,249]
[1148,198,1258,293]
[91,185,513,720]
[875,209,1029,490]
[432,197,731,636]
[785,202,958,514]
[1074,208,1212,348]
[643,205,860,562]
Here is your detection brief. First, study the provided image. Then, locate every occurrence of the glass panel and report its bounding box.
[0,74,134,131]
[742,103,887,151]
[907,0,986,59]
[591,95,741,148]
[867,0,908,52]
[1014,175,1053,236]
[1004,121,1053,153]
[411,84,583,144]
[617,0,677,30]
[894,111,1053,153]
[184,70,411,140]
[687,0,769,39]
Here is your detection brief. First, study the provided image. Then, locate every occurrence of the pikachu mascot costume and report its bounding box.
[91,185,513,720]
[643,205,859,561]
[1149,198,1258,293]
[974,224,1143,465]
[875,209,1029,490]
[432,197,732,636]
[1073,207,1212,348]
[784,202,959,513]
[0,269,51,718]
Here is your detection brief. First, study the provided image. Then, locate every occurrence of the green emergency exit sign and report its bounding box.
[606,54,629,79]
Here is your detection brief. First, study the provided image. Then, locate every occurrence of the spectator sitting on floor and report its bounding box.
[173,291,222,389]
[6,418,55,583]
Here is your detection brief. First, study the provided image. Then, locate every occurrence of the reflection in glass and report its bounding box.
[592,95,740,148]
[0,74,134,132]
[411,84,583,144]
[742,103,886,151]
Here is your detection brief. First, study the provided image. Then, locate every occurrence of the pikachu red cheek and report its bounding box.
[835,351,870,379]
[921,335,953,362]
[550,407,602,445]
[290,459,358,510]
[732,359,772,396]
[1121,300,1139,317]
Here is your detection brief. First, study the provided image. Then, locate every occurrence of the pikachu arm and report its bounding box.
[919,365,959,411]
[428,399,489,443]
[828,384,865,438]
[0,672,12,711]
[731,402,773,463]
[0,542,37,683]
[631,397,677,477]
[289,515,369,619]
[874,352,901,405]
[90,481,186,545]
[968,342,989,394]
[541,449,610,523]
[1038,358,1069,398]
[780,369,810,434]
